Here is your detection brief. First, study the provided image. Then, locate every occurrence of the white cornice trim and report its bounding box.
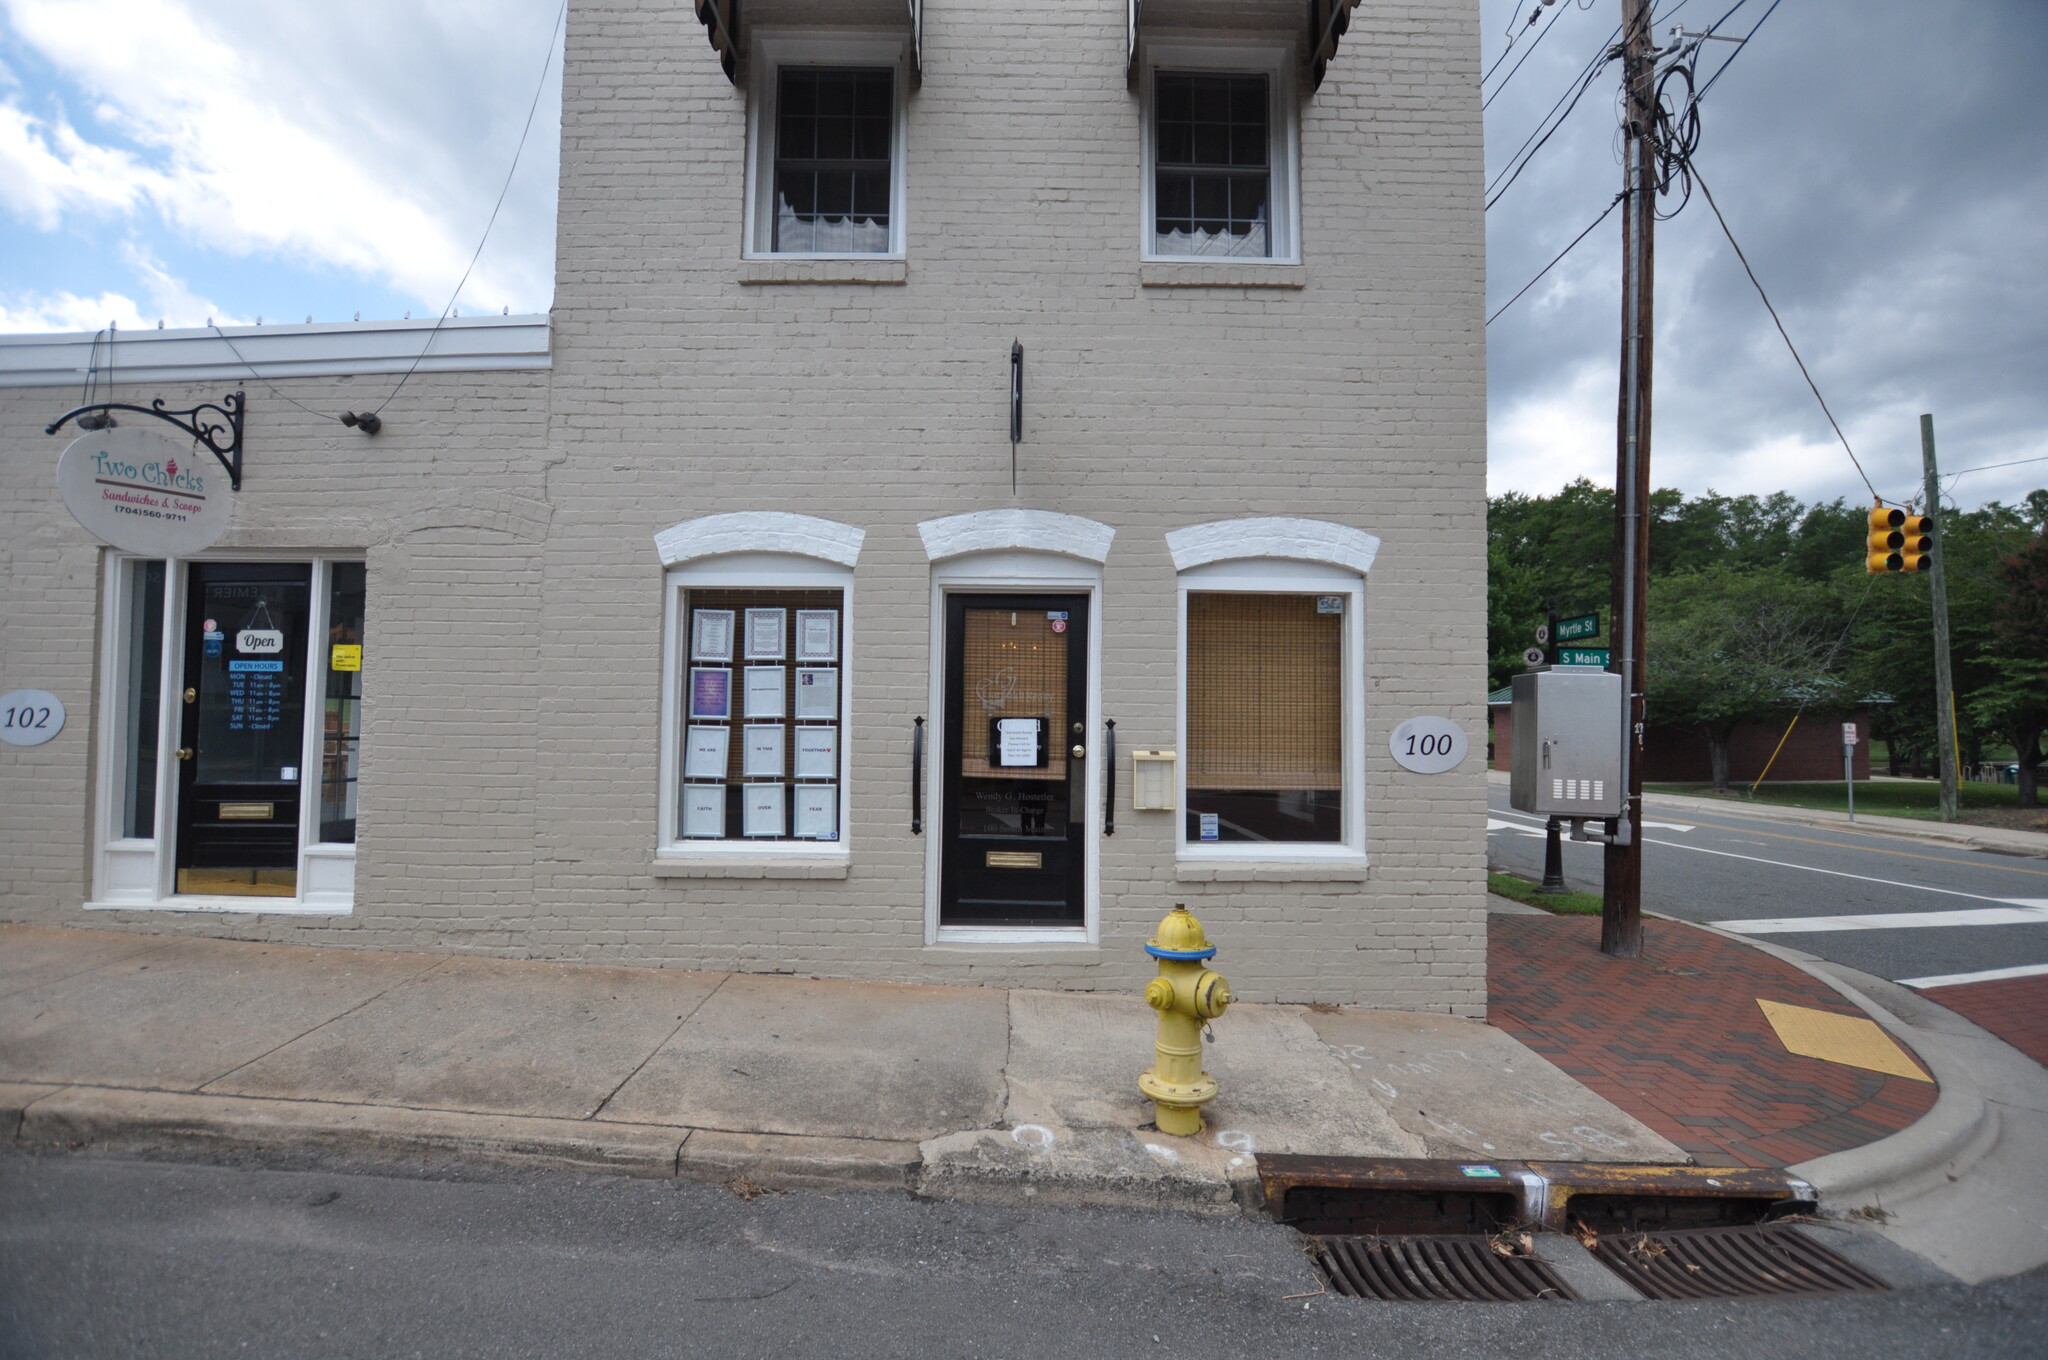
[917,509,1116,564]
[1166,517,1380,574]
[653,511,866,568]
[0,315,550,389]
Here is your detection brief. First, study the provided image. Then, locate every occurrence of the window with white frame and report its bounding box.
[661,560,850,851]
[747,35,908,257]
[1142,42,1298,262]
[1179,561,1363,855]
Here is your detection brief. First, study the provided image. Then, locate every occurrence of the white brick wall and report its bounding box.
[0,0,1488,1011]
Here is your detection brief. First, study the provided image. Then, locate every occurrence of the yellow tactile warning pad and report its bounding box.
[1757,1000,1932,1083]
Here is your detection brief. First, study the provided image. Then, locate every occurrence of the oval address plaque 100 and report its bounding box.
[1389,716,1467,774]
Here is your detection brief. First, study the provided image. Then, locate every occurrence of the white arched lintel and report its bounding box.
[1165,517,1380,575]
[917,509,1115,564]
[653,511,865,568]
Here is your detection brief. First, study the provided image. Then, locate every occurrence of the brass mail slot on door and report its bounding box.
[217,802,275,821]
[986,851,1043,870]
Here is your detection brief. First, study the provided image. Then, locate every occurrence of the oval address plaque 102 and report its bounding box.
[1389,716,1467,774]
[0,689,66,748]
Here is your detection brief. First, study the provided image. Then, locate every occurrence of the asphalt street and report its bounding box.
[1487,787,2048,984]
[4,1152,2045,1360]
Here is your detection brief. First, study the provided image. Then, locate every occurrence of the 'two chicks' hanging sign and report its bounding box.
[56,427,233,557]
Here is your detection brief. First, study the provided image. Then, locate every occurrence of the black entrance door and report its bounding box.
[175,563,311,896]
[940,594,1089,927]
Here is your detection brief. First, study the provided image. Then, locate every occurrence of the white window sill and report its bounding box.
[740,258,908,285]
[927,929,1096,950]
[82,896,353,916]
[1141,262,1304,289]
[651,856,850,880]
[1174,861,1369,883]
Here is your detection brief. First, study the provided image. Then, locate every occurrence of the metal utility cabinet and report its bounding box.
[1509,670,1625,818]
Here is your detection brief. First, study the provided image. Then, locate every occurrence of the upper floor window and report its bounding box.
[1141,42,1297,263]
[748,36,908,258]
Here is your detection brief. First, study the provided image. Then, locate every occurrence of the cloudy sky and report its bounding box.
[2,0,2042,511]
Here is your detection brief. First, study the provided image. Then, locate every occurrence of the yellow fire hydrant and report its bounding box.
[1138,903,1231,1136]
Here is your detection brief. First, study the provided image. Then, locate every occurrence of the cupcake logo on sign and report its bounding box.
[56,427,233,558]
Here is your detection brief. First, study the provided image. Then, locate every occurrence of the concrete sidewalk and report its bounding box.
[0,923,1683,1216]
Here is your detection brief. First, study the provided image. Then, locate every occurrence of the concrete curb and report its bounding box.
[1670,918,1997,1207]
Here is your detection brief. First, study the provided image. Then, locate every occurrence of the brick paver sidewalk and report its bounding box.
[1487,915,1936,1169]
[1916,975,2048,1067]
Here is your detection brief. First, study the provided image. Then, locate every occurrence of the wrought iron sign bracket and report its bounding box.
[46,391,247,491]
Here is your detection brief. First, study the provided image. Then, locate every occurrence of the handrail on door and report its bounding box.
[912,716,925,835]
[1103,719,1116,836]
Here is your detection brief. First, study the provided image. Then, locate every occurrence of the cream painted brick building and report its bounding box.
[0,0,1487,1010]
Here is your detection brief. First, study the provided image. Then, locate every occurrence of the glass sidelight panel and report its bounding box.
[320,563,365,843]
[119,559,167,839]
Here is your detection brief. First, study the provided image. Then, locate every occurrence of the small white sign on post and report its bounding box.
[1389,716,1468,774]
[1842,722,1859,746]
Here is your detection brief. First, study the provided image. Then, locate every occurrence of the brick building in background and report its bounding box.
[0,1,1487,1008]
[1488,690,1876,785]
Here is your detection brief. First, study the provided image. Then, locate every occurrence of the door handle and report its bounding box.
[911,717,925,835]
[183,688,197,704]
[1102,719,1116,837]
[176,748,194,761]
[1071,745,1086,759]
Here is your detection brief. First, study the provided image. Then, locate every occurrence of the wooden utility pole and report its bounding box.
[1922,414,1960,822]
[1602,0,1657,958]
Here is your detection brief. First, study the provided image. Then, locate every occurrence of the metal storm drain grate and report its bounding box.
[1589,1223,1889,1301]
[1309,1235,1577,1302]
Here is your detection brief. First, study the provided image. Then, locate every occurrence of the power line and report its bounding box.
[206,323,346,423]
[374,0,566,416]
[1486,53,1616,209]
[1936,454,2048,483]
[1691,162,1882,504]
[1486,191,1626,325]
[1694,0,1780,102]
[1483,0,1570,109]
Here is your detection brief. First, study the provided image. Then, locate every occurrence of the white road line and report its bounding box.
[1714,905,2048,935]
[1634,838,2029,905]
[1487,809,1694,832]
[1900,962,2048,989]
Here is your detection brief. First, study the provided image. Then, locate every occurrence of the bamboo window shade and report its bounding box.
[960,608,1068,782]
[1186,592,1341,791]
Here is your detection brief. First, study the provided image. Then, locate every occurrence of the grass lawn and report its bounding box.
[1487,870,1603,915]
[1642,778,2027,824]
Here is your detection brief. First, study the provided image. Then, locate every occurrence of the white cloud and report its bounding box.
[0,0,559,311]
[0,240,241,330]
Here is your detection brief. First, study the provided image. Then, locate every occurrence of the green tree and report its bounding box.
[1972,530,2048,805]
[1643,568,1847,791]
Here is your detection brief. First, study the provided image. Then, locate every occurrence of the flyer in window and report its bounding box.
[682,784,725,838]
[793,667,838,720]
[688,667,732,720]
[795,609,839,661]
[793,784,838,840]
[793,725,838,779]
[744,608,786,660]
[743,724,786,779]
[691,609,734,662]
[744,666,785,719]
[684,725,730,780]
[743,783,785,837]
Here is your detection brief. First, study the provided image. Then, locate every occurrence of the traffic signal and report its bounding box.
[1899,513,1934,572]
[1866,505,1934,573]
[1866,506,1904,572]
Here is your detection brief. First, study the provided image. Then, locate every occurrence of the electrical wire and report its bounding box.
[1943,454,2048,480]
[1694,0,1780,102]
[1486,191,1626,325]
[1483,1,1569,110]
[1486,52,1616,209]
[1481,2,1547,90]
[373,0,566,416]
[1692,162,1881,504]
[206,323,347,422]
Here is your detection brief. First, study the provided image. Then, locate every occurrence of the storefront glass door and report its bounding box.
[939,594,1089,927]
[174,562,311,896]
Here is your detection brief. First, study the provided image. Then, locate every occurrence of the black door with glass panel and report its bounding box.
[175,563,310,896]
[940,594,1089,928]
